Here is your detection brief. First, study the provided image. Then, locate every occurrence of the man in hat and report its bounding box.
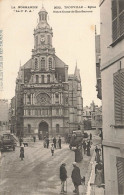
[60,163,67,194]
[71,162,81,194]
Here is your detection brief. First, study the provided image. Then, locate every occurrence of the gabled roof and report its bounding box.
[22,59,32,69]
[54,55,67,68]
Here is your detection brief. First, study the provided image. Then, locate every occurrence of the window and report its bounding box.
[116,157,124,195]
[49,58,52,69]
[55,93,59,104]
[42,14,45,20]
[36,75,39,83]
[41,57,45,70]
[35,58,38,70]
[112,0,124,42]
[47,75,50,83]
[114,69,124,125]
[41,75,44,83]
[56,124,59,133]
[27,94,31,104]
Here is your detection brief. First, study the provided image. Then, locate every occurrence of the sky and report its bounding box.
[0,0,101,107]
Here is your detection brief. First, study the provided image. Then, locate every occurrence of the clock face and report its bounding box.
[40,36,45,43]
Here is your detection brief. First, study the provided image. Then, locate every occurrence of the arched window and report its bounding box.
[27,124,31,133]
[78,125,80,130]
[49,58,52,69]
[41,57,45,70]
[56,124,59,133]
[55,93,59,104]
[47,75,50,83]
[41,75,44,83]
[35,58,38,69]
[36,75,39,83]
[27,94,31,104]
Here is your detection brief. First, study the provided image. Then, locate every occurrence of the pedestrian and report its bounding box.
[83,141,87,154]
[74,145,83,162]
[60,163,67,194]
[46,137,49,148]
[51,143,54,156]
[53,137,56,148]
[87,141,91,156]
[58,137,62,149]
[95,146,101,163]
[90,133,92,140]
[20,145,24,160]
[19,137,23,146]
[33,135,36,142]
[94,162,103,187]
[71,162,81,195]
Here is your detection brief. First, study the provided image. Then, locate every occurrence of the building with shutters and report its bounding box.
[100,0,124,194]
[95,30,102,100]
[12,7,84,138]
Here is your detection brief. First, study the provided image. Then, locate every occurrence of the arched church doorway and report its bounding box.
[38,121,49,140]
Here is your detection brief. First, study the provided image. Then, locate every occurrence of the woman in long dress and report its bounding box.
[94,162,103,187]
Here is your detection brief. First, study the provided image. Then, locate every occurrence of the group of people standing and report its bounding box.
[43,136,62,156]
[82,140,91,156]
[60,162,82,194]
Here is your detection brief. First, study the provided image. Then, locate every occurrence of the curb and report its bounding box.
[85,150,96,195]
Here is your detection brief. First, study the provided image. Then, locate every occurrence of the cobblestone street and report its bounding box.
[0,131,101,195]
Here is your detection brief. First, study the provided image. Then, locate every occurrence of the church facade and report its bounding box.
[13,7,84,138]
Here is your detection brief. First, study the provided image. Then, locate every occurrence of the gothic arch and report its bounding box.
[38,121,49,140]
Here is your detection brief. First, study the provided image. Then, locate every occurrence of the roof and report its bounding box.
[22,59,32,69]
[54,55,67,68]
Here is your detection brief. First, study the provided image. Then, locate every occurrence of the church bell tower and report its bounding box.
[32,6,55,57]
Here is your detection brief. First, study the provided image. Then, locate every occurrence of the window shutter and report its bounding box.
[116,157,124,195]
[112,0,124,42]
[114,69,124,125]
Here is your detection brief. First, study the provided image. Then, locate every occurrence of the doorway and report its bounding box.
[38,121,49,140]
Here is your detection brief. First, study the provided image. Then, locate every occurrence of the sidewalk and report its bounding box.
[86,152,105,195]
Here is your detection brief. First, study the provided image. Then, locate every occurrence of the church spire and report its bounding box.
[74,61,81,81]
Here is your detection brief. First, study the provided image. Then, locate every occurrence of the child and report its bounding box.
[51,143,54,156]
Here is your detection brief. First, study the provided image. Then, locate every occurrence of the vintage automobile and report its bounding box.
[69,130,84,149]
[0,133,16,151]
